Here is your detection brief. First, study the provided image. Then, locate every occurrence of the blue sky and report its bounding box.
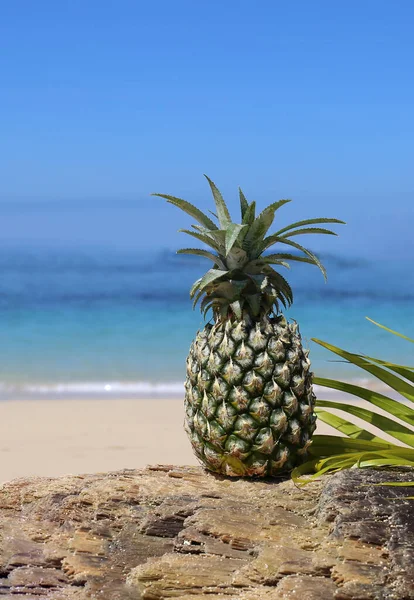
[1,0,413,256]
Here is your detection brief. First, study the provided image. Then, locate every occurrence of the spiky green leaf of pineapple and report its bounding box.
[153,176,345,477]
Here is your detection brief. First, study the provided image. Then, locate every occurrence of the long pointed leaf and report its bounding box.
[202,301,215,319]
[190,277,202,299]
[293,454,365,484]
[264,267,293,304]
[360,354,414,373]
[261,237,327,280]
[195,268,228,296]
[244,200,291,253]
[312,339,414,403]
[242,201,256,226]
[178,229,221,253]
[361,355,414,384]
[316,400,414,447]
[263,252,317,266]
[204,175,232,228]
[368,481,414,487]
[152,194,217,230]
[192,288,204,309]
[225,223,247,256]
[202,297,226,319]
[177,248,226,270]
[275,218,345,237]
[313,377,414,426]
[200,294,215,314]
[309,435,395,454]
[282,227,338,238]
[239,188,249,219]
[366,317,414,343]
[245,258,290,271]
[202,229,227,250]
[315,409,385,442]
[358,457,414,468]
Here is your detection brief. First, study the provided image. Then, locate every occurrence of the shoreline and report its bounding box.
[1,387,409,484]
[0,397,341,484]
[0,378,392,403]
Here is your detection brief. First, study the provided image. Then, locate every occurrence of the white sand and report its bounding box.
[0,399,194,483]
[0,398,341,484]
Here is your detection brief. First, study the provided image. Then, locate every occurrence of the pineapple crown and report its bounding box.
[153,175,345,322]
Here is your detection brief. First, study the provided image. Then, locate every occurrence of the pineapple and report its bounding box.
[153,176,345,477]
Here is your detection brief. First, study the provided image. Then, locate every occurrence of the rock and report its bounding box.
[275,574,338,599]
[0,465,412,599]
[8,566,68,587]
[317,468,414,599]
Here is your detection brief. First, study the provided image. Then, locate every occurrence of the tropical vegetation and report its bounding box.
[292,318,414,494]
[154,175,344,476]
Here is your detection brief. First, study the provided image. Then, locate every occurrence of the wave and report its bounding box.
[0,381,186,399]
[0,379,390,400]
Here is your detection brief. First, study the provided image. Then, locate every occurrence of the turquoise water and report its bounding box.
[0,246,413,398]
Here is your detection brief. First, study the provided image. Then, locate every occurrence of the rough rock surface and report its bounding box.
[0,465,413,599]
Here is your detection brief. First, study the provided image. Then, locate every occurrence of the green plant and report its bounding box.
[154,175,344,476]
[292,318,414,494]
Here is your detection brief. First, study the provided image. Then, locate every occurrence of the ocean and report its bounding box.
[0,245,413,400]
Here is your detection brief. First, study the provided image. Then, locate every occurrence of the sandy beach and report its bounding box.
[0,399,196,483]
[0,398,341,484]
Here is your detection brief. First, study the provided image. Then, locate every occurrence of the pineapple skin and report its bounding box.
[184,315,317,477]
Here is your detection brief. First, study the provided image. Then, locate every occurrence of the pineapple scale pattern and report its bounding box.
[184,316,317,477]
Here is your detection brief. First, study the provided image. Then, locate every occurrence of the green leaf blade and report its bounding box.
[313,376,414,427]
[177,248,226,270]
[195,268,228,295]
[239,188,249,219]
[225,223,247,256]
[315,409,385,442]
[282,227,338,239]
[178,229,222,253]
[244,199,291,254]
[366,318,414,343]
[152,193,218,230]
[275,217,345,237]
[242,201,256,226]
[271,237,327,280]
[204,175,232,228]
[312,339,414,403]
[316,400,414,448]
